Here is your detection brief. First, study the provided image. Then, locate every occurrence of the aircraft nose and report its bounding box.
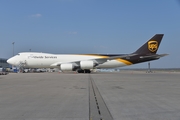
[7,58,14,65]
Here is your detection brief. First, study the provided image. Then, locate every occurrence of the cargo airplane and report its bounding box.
[7,34,168,73]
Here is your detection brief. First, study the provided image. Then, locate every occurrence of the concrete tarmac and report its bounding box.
[0,71,180,120]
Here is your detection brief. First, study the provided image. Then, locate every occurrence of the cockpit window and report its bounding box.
[17,54,20,56]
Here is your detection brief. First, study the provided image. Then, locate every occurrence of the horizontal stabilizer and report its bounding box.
[140,54,169,59]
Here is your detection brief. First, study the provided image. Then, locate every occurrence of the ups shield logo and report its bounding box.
[148,41,158,52]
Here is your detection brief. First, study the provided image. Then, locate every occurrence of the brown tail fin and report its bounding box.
[134,34,164,55]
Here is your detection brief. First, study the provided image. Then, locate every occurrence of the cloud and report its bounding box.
[29,13,42,18]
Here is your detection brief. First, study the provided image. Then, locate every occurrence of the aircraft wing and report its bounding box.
[93,54,137,64]
[50,54,137,67]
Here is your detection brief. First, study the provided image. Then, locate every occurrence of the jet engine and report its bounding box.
[60,63,75,71]
[80,60,96,69]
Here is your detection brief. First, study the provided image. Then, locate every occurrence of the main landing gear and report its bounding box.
[77,69,91,73]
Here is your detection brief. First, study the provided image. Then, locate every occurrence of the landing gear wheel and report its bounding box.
[84,69,91,73]
[77,69,91,73]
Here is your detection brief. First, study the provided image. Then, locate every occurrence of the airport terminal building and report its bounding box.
[0,58,9,68]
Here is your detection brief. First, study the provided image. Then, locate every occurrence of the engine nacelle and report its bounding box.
[80,60,94,69]
[60,63,74,71]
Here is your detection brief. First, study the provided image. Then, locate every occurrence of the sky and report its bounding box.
[0,0,180,68]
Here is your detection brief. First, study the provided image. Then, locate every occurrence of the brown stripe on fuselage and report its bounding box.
[116,58,133,65]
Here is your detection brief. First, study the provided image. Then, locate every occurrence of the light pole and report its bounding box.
[12,42,15,56]
[29,49,31,52]
[147,62,152,73]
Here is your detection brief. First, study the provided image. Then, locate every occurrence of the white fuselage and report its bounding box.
[6,34,167,72]
[7,52,130,69]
